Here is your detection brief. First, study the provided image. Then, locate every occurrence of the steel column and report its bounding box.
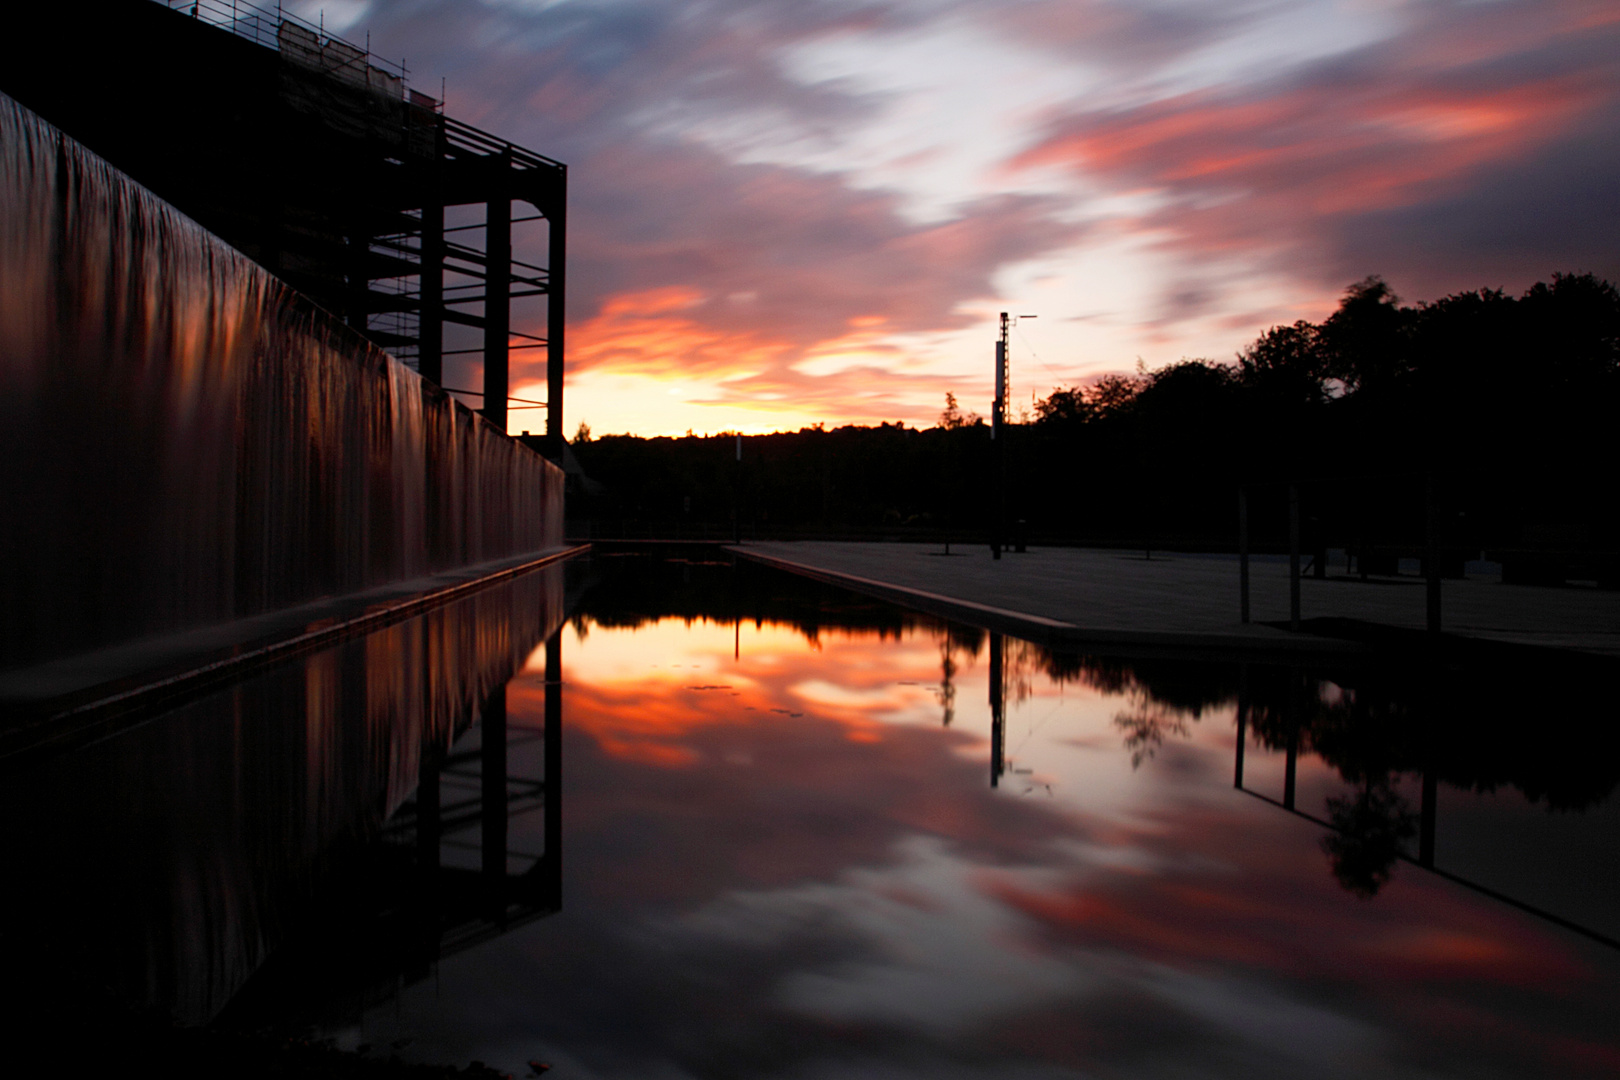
[546,167,567,457]
[482,154,512,431]
[418,133,445,384]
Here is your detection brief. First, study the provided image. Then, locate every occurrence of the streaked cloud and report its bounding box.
[353,0,1620,433]
[1011,0,1620,305]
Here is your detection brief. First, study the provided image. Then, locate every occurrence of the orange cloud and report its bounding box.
[536,618,951,763]
[566,286,794,379]
[536,287,983,430]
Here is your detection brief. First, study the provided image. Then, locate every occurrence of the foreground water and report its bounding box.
[5,553,1619,1077]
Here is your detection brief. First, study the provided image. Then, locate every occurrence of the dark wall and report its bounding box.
[0,96,562,670]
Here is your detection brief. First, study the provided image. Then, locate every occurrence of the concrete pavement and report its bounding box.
[731,541,1620,658]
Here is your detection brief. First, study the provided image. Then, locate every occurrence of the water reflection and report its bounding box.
[345,555,1620,1079]
[225,637,565,1029]
[6,554,1620,1077]
[0,560,567,1027]
[1229,663,1619,946]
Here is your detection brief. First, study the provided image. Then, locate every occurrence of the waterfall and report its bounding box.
[0,92,563,672]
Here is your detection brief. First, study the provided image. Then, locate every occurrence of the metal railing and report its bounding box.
[443,115,565,172]
[156,2,575,174]
[158,0,428,103]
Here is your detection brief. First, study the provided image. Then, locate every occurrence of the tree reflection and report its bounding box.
[1003,637,1041,709]
[931,624,986,728]
[1321,778,1418,898]
[1051,647,1619,909]
[1114,699,1192,770]
[582,557,1619,908]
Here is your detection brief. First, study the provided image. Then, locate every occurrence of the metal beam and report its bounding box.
[546,168,567,455]
[482,156,512,432]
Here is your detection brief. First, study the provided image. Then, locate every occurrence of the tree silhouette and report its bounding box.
[1237,320,1327,406]
[568,271,1620,557]
[1033,386,1089,426]
[1319,275,1410,397]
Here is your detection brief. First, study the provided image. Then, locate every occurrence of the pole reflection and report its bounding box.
[989,631,1005,789]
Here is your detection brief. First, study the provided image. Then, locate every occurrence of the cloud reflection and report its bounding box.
[363,610,1620,1078]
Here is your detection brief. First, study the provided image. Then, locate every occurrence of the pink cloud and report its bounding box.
[1011,0,1620,305]
[361,2,1085,421]
[363,0,1620,420]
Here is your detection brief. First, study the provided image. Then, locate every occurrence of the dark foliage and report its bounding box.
[573,552,931,645]
[571,273,1620,559]
[572,421,999,541]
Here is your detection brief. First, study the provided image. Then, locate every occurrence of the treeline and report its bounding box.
[569,273,1620,568]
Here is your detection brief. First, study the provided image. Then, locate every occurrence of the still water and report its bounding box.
[5,553,1619,1077]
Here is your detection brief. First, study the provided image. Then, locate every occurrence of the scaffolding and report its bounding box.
[3,0,566,449]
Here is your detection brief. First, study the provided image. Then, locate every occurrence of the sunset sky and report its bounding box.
[314,0,1620,436]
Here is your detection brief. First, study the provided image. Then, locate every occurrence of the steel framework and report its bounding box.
[2,0,566,450]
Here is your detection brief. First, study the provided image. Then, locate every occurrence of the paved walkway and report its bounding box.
[731,542,1620,658]
[0,546,586,763]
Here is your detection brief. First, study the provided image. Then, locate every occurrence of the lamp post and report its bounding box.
[991,312,1036,560]
[992,313,1007,560]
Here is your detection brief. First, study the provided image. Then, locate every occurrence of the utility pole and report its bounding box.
[992,313,1008,559]
[990,312,1035,560]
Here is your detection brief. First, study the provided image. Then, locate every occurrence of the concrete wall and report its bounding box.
[0,94,563,671]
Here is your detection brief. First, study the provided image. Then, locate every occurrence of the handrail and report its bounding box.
[157,0,425,102]
[153,0,576,176]
[444,116,566,171]
[156,0,578,178]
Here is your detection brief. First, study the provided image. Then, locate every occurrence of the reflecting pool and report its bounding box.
[5,552,1619,1078]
